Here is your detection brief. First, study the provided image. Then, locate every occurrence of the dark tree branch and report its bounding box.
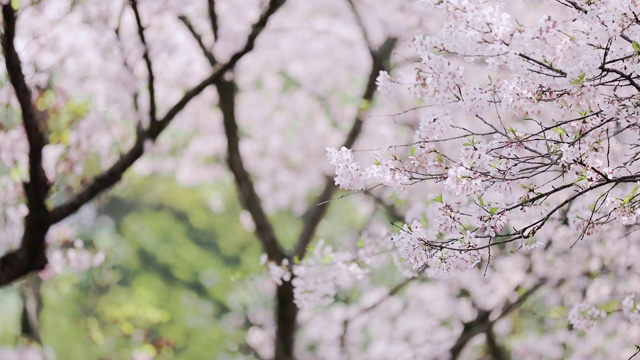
[49,129,145,224]
[212,0,288,262]
[275,277,297,360]
[1,6,48,197]
[225,0,285,70]
[207,0,219,41]
[217,79,285,262]
[188,0,291,259]
[178,15,217,66]
[450,279,547,359]
[130,0,157,123]
[556,0,588,14]
[518,53,567,77]
[599,65,640,92]
[49,0,286,225]
[346,0,372,48]
[485,327,508,360]
[217,74,295,360]
[0,5,51,285]
[293,37,397,259]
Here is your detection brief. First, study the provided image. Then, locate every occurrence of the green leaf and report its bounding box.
[598,299,619,313]
[11,0,19,10]
[477,195,485,207]
[463,135,475,147]
[633,42,640,53]
[571,72,586,85]
[489,207,499,215]
[434,194,443,203]
[409,146,416,157]
[373,159,381,166]
[461,224,476,231]
[552,126,566,136]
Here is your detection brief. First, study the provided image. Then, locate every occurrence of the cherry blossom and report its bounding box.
[324,0,640,356]
[568,302,607,331]
[5,0,640,358]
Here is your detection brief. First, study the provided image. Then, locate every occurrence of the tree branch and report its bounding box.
[450,279,547,359]
[599,65,640,92]
[49,0,286,225]
[207,0,219,41]
[217,79,285,261]
[130,0,157,123]
[293,37,397,259]
[1,5,48,197]
[178,15,217,66]
[0,5,51,285]
[346,0,372,48]
[485,327,508,360]
[225,0,285,71]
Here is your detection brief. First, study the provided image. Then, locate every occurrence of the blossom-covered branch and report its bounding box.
[49,0,286,225]
[294,37,397,259]
[0,0,286,286]
[329,0,640,278]
[0,5,50,285]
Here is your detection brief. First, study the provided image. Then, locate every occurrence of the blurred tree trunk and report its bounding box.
[275,279,298,359]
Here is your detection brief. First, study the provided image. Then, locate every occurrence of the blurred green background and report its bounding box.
[0,176,264,359]
[0,172,370,359]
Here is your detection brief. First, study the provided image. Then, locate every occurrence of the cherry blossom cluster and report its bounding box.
[326,147,409,191]
[330,0,640,274]
[622,294,640,324]
[568,302,607,330]
[290,241,366,309]
[390,219,481,278]
[326,0,640,345]
[566,293,640,332]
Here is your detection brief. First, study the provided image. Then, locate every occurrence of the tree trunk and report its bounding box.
[274,279,298,360]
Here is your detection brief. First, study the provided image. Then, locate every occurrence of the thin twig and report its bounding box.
[130,0,157,123]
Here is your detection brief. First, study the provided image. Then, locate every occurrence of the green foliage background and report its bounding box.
[0,176,265,359]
